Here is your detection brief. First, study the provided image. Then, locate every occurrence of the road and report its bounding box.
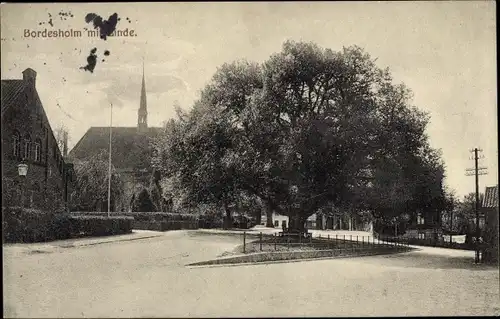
[3,230,499,317]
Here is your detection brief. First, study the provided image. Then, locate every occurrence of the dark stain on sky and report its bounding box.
[80,48,98,73]
[85,13,119,40]
[104,50,110,56]
[58,11,74,20]
[39,12,73,26]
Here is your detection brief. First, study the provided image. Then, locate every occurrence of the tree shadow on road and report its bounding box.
[369,250,498,271]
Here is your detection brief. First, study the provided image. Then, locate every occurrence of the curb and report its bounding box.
[186,247,414,268]
[55,234,164,248]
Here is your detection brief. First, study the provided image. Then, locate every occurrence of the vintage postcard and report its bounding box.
[1,2,498,318]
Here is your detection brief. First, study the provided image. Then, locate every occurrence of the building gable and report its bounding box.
[68,127,163,171]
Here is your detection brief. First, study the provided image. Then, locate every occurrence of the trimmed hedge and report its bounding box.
[71,211,199,231]
[133,220,199,231]
[69,215,134,236]
[2,206,134,243]
[2,206,65,243]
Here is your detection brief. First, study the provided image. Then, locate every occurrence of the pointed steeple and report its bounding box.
[138,58,148,131]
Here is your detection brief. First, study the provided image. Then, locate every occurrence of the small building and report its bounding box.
[402,210,443,242]
[1,68,74,210]
[315,212,373,232]
[261,212,289,228]
[260,210,373,232]
[482,185,499,263]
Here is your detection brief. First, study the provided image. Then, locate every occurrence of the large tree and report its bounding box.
[153,40,448,232]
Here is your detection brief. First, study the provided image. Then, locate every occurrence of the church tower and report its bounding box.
[138,60,148,132]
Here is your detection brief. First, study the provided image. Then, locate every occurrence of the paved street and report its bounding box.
[3,230,499,317]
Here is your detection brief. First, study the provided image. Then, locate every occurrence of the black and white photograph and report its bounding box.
[1,1,498,317]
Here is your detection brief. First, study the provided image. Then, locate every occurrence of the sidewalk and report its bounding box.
[3,230,165,252]
[197,226,374,238]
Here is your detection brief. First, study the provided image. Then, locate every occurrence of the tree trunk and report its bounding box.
[223,201,231,230]
[296,214,305,232]
[266,205,274,228]
[254,209,262,225]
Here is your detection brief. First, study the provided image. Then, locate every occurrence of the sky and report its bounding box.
[1,1,497,198]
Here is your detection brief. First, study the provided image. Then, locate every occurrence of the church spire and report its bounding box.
[138,58,148,131]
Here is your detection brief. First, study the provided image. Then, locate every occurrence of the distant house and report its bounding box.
[482,185,498,263]
[315,211,373,232]
[260,210,373,232]
[402,209,443,242]
[1,68,75,210]
[68,64,163,212]
[261,212,289,228]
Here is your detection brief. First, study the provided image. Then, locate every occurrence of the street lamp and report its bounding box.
[17,162,28,208]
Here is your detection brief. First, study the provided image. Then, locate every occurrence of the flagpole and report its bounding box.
[107,102,113,217]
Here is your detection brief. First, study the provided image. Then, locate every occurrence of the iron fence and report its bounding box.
[240,232,413,255]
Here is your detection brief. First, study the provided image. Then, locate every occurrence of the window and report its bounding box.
[13,131,20,157]
[23,135,31,160]
[417,213,425,225]
[274,220,279,227]
[33,139,42,162]
[418,233,425,240]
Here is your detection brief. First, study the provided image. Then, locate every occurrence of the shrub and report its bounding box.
[3,207,134,243]
[69,211,199,231]
[2,206,66,243]
[69,215,134,236]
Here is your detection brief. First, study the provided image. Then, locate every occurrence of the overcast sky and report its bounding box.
[1,1,497,198]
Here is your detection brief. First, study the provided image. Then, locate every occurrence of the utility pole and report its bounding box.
[107,102,113,217]
[465,148,488,263]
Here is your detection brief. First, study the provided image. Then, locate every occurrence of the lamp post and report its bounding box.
[17,162,28,208]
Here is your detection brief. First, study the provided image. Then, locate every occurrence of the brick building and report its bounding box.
[482,185,499,263]
[68,64,163,212]
[1,68,74,210]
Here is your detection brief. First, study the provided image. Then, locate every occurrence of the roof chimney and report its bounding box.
[22,68,37,86]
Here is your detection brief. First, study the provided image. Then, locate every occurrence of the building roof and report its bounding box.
[2,71,67,166]
[483,185,499,208]
[68,126,163,170]
[1,80,27,115]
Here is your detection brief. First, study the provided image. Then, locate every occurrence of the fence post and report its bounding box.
[274,233,277,251]
[328,234,331,249]
[362,236,364,248]
[344,235,346,250]
[336,234,338,248]
[260,232,263,251]
[243,231,246,254]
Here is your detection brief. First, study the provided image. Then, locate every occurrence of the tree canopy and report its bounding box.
[152,40,448,230]
[70,150,124,211]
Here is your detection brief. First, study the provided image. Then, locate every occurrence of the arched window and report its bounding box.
[33,139,42,162]
[23,134,31,160]
[13,131,20,157]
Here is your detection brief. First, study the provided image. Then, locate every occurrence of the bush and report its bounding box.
[2,206,66,243]
[70,211,199,231]
[198,214,224,229]
[69,215,134,236]
[2,207,134,243]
